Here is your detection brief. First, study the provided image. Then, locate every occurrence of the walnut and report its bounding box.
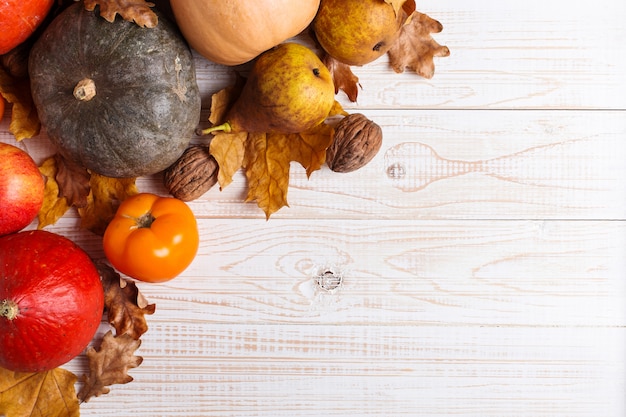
[326,113,383,173]
[163,145,219,201]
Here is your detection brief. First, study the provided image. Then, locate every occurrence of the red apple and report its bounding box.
[0,142,45,235]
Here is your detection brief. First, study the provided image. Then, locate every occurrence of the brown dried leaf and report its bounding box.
[0,366,79,417]
[53,153,91,208]
[97,261,156,340]
[0,66,40,141]
[84,0,158,28]
[78,330,143,403]
[38,156,71,230]
[77,173,138,235]
[387,11,450,77]
[322,53,361,102]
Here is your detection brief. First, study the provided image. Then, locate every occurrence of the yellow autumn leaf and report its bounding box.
[328,99,349,119]
[0,66,40,141]
[209,131,247,189]
[294,122,335,177]
[206,82,344,217]
[243,125,335,219]
[0,367,79,417]
[78,173,138,235]
[243,132,293,219]
[37,157,71,229]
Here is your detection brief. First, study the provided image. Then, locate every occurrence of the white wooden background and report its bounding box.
[2,0,625,415]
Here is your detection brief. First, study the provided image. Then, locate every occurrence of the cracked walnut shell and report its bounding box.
[326,113,383,173]
[163,145,219,201]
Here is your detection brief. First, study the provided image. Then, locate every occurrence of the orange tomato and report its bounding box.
[0,0,55,55]
[103,193,199,283]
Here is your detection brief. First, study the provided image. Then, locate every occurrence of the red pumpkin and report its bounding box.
[0,230,104,372]
[0,0,55,54]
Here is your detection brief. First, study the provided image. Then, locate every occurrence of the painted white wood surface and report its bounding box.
[1,0,625,416]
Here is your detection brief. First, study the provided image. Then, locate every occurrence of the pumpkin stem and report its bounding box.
[196,121,233,136]
[74,78,97,101]
[0,299,18,320]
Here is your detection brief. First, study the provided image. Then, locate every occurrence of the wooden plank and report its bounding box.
[70,325,625,417]
[184,109,626,220]
[5,109,624,221]
[47,217,626,328]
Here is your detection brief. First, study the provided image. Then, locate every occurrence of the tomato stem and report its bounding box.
[137,212,156,229]
[0,299,18,320]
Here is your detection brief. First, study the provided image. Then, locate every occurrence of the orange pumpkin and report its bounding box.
[169,0,321,66]
[0,0,54,54]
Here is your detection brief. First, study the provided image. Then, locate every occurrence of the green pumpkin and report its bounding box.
[29,2,201,178]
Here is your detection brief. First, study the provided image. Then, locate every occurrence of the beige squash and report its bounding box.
[170,0,321,66]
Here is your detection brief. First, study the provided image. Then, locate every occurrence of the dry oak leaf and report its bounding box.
[97,261,156,340]
[84,0,158,28]
[0,66,40,141]
[77,172,139,236]
[78,330,143,403]
[387,11,450,77]
[0,366,79,417]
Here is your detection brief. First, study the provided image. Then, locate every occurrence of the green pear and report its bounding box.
[202,42,335,134]
[313,0,403,66]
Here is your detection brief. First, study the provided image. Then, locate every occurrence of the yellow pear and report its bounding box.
[313,0,403,66]
[203,43,335,134]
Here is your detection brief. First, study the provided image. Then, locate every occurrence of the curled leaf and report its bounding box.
[97,261,156,340]
[78,330,143,403]
[0,367,79,417]
[387,11,450,77]
[38,156,71,230]
[0,65,40,141]
[322,54,361,102]
[84,0,158,28]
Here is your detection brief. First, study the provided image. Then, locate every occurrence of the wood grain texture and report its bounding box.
[1,0,625,416]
